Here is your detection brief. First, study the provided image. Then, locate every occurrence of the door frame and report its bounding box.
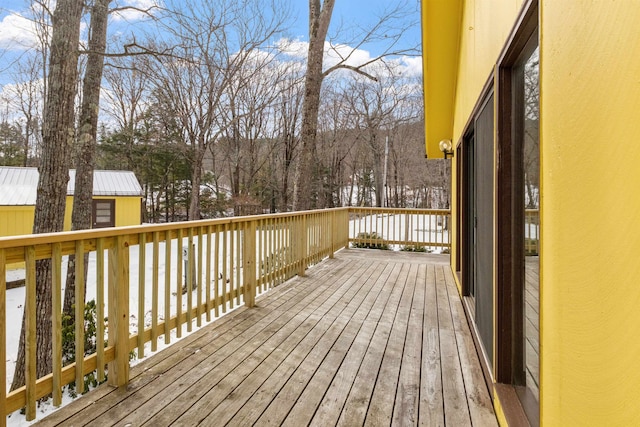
[495,0,540,424]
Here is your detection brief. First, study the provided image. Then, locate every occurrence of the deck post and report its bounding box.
[298,214,307,277]
[243,221,257,308]
[329,211,335,259]
[108,235,130,388]
[344,209,350,249]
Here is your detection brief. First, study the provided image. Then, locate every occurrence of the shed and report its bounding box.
[0,166,143,237]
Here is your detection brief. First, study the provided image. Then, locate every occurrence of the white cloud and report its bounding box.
[276,38,308,60]
[398,56,422,78]
[0,13,41,51]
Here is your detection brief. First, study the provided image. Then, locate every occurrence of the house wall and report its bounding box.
[422,0,522,287]
[539,2,640,425]
[451,0,522,142]
[423,0,640,424]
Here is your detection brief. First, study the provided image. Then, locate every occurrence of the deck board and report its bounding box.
[35,249,497,427]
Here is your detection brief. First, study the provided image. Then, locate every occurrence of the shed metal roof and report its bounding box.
[0,167,142,205]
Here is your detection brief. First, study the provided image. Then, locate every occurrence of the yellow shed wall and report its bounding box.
[106,196,141,227]
[0,196,141,237]
[0,206,36,237]
[539,1,640,425]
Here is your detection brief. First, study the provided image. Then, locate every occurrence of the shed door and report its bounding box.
[92,199,115,228]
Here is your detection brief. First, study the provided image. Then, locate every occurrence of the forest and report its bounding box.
[0,0,450,223]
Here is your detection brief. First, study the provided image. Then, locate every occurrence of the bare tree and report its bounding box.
[9,56,45,166]
[12,0,84,391]
[272,64,304,211]
[292,0,418,210]
[63,0,112,323]
[217,51,289,214]
[149,0,289,220]
[292,0,335,210]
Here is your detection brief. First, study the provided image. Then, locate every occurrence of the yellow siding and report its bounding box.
[1,196,141,238]
[422,0,463,158]
[424,0,640,424]
[451,0,522,144]
[539,2,640,425]
[0,206,35,237]
[427,0,523,291]
[103,196,141,227]
[422,0,522,158]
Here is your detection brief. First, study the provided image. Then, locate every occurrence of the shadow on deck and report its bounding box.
[35,249,497,426]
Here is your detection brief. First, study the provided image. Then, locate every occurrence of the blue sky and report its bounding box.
[288,0,421,55]
[0,0,422,87]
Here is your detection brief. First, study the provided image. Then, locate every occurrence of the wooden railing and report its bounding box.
[0,208,349,424]
[525,209,540,256]
[347,207,451,251]
[0,206,449,424]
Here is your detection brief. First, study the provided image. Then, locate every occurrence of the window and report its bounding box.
[92,199,115,228]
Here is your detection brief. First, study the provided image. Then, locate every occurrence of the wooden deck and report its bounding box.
[35,249,497,427]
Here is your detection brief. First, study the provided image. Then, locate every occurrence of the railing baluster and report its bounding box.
[299,215,307,277]
[138,232,146,358]
[186,227,194,332]
[152,231,159,350]
[164,231,171,345]
[75,240,85,394]
[269,218,275,287]
[257,220,263,292]
[197,226,203,327]
[229,224,235,309]
[235,225,241,307]
[176,229,183,338]
[96,239,105,383]
[24,245,36,421]
[214,226,220,317]
[51,243,62,406]
[205,225,212,322]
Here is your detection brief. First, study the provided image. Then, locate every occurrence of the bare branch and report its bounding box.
[108,4,163,19]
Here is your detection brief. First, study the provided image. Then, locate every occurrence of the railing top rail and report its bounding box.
[347,207,451,214]
[0,207,351,249]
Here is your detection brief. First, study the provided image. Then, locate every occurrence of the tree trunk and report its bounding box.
[189,147,204,220]
[63,0,111,320]
[11,0,84,391]
[293,0,335,211]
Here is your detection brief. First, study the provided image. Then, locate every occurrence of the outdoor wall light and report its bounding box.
[439,139,454,159]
